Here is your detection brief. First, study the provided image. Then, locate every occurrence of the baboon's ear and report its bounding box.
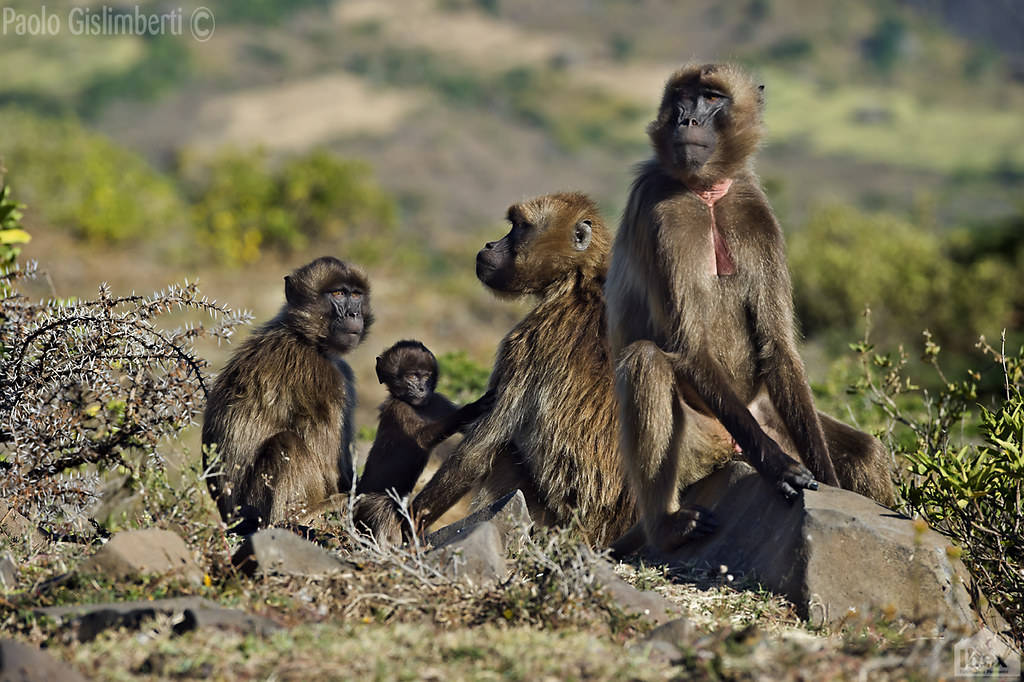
[573,219,593,252]
[284,275,301,306]
[757,84,766,109]
[375,356,386,385]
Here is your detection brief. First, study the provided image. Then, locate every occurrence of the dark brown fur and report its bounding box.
[412,193,639,546]
[202,257,373,529]
[353,341,493,544]
[606,63,894,552]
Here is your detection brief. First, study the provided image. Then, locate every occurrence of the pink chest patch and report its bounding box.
[688,179,735,276]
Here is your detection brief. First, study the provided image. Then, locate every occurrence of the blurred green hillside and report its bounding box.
[1,0,1022,410]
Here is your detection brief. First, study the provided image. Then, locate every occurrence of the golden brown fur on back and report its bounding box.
[413,193,635,546]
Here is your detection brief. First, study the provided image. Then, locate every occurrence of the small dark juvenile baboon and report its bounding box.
[353,340,495,544]
[202,256,373,530]
[605,62,894,552]
[412,193,703,547]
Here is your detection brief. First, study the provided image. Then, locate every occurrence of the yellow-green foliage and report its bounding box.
[437,351,491,404]
[850,338,1024,646]
[188,148,397,266]
[789,204,1020,349]
[0,178,30,269]
[0,108,188,243]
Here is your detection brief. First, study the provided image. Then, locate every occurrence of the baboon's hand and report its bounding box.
[754,441,817,503]
[654,506,718,553]
[775,459,818,503]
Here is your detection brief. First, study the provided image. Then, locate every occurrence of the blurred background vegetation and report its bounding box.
[1,0,1021,421]
[1,0,1023,643]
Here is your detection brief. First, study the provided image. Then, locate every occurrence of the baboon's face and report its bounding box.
[284,256,373,354]
[665,77,731,174]
[476,199,595,297]
[326,285,367,353]
[376,343,438,406]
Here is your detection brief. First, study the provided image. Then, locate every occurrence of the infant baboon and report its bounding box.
[354,340,494,544]
[202,257,372,531]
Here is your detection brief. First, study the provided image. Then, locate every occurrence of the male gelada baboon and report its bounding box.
[353,340,495,544]
[202,256,372,529]
[605,63,894,552]
[412,193,712,547]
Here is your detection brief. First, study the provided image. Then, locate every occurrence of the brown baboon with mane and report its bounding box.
[202,256,372,531]
[413,193,716,547]
[353,340,494,545]
[605,62,894,553]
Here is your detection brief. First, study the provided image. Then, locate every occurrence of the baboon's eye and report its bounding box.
[351,292,362,300]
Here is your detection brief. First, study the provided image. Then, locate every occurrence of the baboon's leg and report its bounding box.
[818,412,895,507]
[615,341,716,553]
[239,431,323,526]
[352,493,406,546]
[469,443,549,525]
[748,395,895,507]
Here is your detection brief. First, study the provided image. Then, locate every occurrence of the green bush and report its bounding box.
[437,351,491,404]
[789,204,1020,352]
[187,148,397,266]
[0,109,188,244]
[849,333,1023,646]
[0,174,29,270]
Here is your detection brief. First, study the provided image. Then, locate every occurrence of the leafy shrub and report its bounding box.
[437,351,491,404]
[187,148,397,266]
[0,266,250,537]
[849,332,1023,646]
[0,109,189,244]
[789,204,1020,352]
[0,173,29,270]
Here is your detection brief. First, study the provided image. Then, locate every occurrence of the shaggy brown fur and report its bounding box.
[353,340,494,545]
[412,193,645,546]
[202,257,372,530]
[606,63,894,552]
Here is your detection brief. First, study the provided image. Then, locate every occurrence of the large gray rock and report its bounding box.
[426,490,532,552]
[591,562,680,626]
[0,639,88,682]
[80,529,202,585]
[232,528,353,577]
[668,461,981,630]
[37,597,280,642]
[0,503,46,552]
[426,521,507,587]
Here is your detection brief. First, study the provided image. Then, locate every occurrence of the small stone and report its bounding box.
[36,597,280,642]
[0,502,47,552]
[426,521,506,587]
[0,639,88,682]
[591,562,680,626]
[79,529,202,585]
[426,489,532,552]
[232,528,353,577]
[0,552,17,591]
